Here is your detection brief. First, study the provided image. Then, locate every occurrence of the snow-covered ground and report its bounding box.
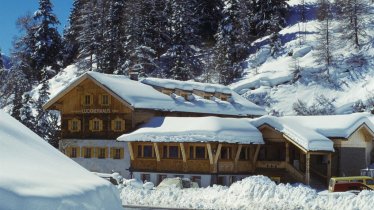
[120,176,374,210]
[231,0,374,115]
[0,110,123,210]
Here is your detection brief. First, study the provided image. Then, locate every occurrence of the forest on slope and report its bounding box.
[0,0,373,146]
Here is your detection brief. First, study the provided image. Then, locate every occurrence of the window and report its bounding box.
[89,118,103,132]
[204,95,211,100]
[71,147,77,158]
[68,118,81,132]
[84,94,92,106]
[112,118,125,132]
[220,147,232,160]
[97,147,106,159]
[101,94,110,105]
[112,148,122,159]
[141,174,150,183]
[137,145,154,158]
[220,96,228,101]
[189,145,207,159]
[84,147,92,158]
[191,176,201,187]
[158,174,167,185]
[162,145,180,159]
[239,147,251,160]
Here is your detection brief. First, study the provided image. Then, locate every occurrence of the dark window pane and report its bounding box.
[163,146,167,158]
[143,145,153,158]
[189,146,194,159]
[169,146,179,158]
[195,146,205,159]
[137,145,142,157]
[239,148,246,160]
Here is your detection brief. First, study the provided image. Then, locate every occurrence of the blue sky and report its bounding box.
[0,0,73,55]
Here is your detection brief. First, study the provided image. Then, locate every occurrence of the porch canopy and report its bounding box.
[118,116,264,144]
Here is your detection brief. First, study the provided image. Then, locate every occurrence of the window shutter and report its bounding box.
[77,120,81,131]
[108,95,111,105]
[105,147,109,158]
[94,147,99,158]
[82,147,86,157]
[77,146,81,157]
[90,147,95,158]
[98,94,102,105]
[99,120,103,131]
[120,148,124,159]
[89,120,93,131]
[121,119,126,131]
[66,147,71,157]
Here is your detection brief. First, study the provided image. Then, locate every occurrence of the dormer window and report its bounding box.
[220,96,228,101]
[100,94,110,106]
[82,94,93,106]
[204,95,211,100]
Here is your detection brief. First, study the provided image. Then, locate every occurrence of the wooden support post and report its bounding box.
[153,143,160,162]
[207,143,214,165]
[285,142,289,163]
[214,143,222,164]
[128,142,134,161]
[235,145,242,172]
[252,144,261,172]
[180,143,186,162]
[327,153,332,185]
[305,153,310,185]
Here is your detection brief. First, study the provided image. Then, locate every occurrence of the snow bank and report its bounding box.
[0,111,122,210]
[118,116,264,144]
[121,175,374,210]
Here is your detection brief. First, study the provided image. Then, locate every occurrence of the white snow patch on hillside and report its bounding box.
[121,175,374,210]
[0,110,122,210]
[232,1,374,115]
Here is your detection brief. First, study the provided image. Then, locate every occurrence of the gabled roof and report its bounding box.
[44,71,266,116]
[250,113,374,152]
[117,116,264,144]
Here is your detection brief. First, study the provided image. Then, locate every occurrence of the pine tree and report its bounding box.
[62,0,85,67]
[20,93,36,130]
[339,0,369,48]
[214,0,249,85]
[314,0,333,76]
[164,0,202,80]
[31,0,62,80]
[101,0,126,74]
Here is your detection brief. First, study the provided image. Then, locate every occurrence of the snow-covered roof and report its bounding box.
[250,113,374,152]
[0,110,122,210]
[117,116,264,144]
[142,77,232,94]
[44,71,266,116]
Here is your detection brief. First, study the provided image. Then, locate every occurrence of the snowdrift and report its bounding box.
[121,176,374,210]
[0,111,122,210]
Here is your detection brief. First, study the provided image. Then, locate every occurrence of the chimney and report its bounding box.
[129,71,139,81]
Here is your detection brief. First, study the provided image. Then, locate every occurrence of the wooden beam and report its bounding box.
[235,145,243,162]
[153,143,160,162]
[214,143,222,164]
[283,135,308,154]
[252,144,261,172]
[234,144,243,173]
[128,142,134,161]
[327,153,332,185]
[285,142,289,163]
[180,143,187,163]
[305,153,310,185]
[207,143,214,165]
